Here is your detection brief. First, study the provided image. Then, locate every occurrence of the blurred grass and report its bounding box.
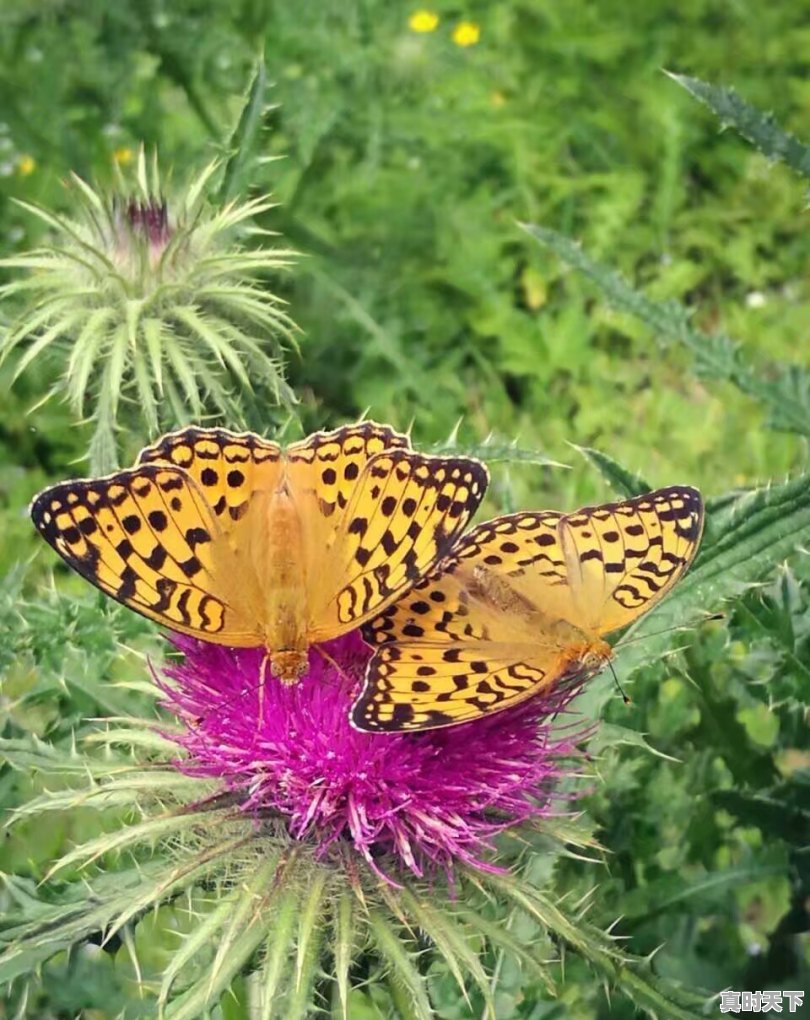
[1,1,808,1017]
[2,1,809,504]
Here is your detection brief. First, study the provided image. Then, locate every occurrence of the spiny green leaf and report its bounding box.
[83,726,182,752]
[367,911,433,1020]
[158,891,245,1007]
[8,772,199,819]
[430,437,568,469]
[173,306,254,391]
[208,852,285,1001]
[65,307,117,413]
[88,387,118,474]
[163,337,203,416]
[257,886,302,1020]
[0,864,170,984]
[142,317,166,396]
[332,890,356,1020]
[294,868,328,991]
[398,888,493,1014]
[572,444,653,497]
[184,160,221,213]
[164,901,270,1020]
[132,344,159,433]
[478,871,707,1020]
[288,871,328,1019]
[46,810,221,879]
[666,71,810,179]
[12,313,85,379]
[454,905,555,995]
[106,834,255,943]
[521,222,810,438]
[711,789,809,844]
[218,57,270,205]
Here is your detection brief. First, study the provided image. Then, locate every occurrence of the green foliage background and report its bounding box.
[0,1,808,1017]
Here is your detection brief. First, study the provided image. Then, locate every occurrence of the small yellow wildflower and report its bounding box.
[409,10,439,33]
[452,20,480,47]
[17,155,36,177]
[490,90,506,107]
[113,147,134,166]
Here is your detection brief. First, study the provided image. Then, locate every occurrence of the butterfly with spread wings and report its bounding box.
[353,486,704,731]
[30,423,488,683]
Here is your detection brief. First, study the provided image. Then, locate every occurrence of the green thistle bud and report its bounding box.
[0,150,297,473]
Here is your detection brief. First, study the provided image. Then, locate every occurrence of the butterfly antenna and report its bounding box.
[618,612,725,648]
[609,659,631,705]
[609,614,725,704]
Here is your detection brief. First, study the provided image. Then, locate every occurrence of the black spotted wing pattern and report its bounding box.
[352,487,704,731]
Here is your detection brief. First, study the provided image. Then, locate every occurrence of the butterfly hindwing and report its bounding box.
[352,640,600,731]
[362,510,571,649]
[353,487,704,731]
[30,464,260,644]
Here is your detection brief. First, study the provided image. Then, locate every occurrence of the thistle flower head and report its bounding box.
[161,631,586,880]
[0,149,297,473]
[2,590,711,1017]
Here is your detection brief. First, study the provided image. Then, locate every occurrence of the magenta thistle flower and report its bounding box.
[160,630,587,880]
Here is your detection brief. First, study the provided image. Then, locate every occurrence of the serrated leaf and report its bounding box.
[0,862,170,984]
[367,911,433,1020]
[521,222,810,438]
[712,789,809,844]
[219,58,270,205]
[666,71,810,179]
[572,444,653,496]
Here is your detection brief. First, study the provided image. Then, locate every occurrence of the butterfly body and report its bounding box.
[243,477,311,682]
[31,423,489,684]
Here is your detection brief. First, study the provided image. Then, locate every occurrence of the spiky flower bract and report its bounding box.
[160,632,586,880]
[0,150,297,473]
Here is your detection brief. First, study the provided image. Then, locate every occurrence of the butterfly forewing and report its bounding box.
[560,486,704,634]
[137,426,282,525]
[311,448,489,639]
[285,421,411,522]
[353,486,704,732]
[30,464,261,644]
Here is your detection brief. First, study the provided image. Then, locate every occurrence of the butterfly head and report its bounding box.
[269,649,310,686]
[558,636,612,675]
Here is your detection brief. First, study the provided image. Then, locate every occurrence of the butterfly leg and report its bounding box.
[257,652,270,727]
[314,645,354,696]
